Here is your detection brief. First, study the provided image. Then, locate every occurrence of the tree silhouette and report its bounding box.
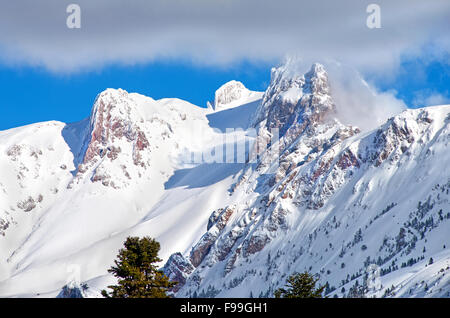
[101,236,177,298]
[274,272,325,298]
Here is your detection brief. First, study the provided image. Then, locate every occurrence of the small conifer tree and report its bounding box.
[274,271,325,298]
[101,236,177,298]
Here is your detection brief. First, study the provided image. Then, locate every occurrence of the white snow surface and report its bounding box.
[0,63,449,298]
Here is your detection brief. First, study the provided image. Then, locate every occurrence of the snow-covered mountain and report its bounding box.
[0,61,449,298]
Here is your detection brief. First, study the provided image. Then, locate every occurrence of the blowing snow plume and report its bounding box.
[326,62,407,131]
[272,56,407,132]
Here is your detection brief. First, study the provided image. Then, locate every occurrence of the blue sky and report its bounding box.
[1,57,448,131]
[0,61,273,130]
[376,58,450,108]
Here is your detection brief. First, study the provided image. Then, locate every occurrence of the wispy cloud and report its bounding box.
[412,90,450,107]
[0,0,449,74]
[325,62,407,131]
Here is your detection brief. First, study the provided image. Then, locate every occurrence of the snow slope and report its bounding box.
[0,87,261,297]
[0,62,449,298]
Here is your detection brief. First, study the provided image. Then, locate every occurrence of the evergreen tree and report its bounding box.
[274,272,325,298]
[101,236,177,298]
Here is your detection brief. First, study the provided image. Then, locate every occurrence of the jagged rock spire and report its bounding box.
[254,61,336,135]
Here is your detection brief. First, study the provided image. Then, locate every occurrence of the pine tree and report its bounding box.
[101,236,177,298]
[274,272,325,298]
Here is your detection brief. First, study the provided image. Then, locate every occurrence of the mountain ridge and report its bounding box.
[0,61,449,298]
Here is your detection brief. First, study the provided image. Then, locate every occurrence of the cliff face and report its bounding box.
[69,89,151,189]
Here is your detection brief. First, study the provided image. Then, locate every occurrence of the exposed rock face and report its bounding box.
[190,232,217,268]
[189,206,237,268]
[207,206,235,231]
[86,89,149,165]
[254,62,335,136]
[214,81,251,110]
[17,196,37,212]
[0,218,9,237]
[243,233,271,257]
[70,89,151,189]
[244,62,360,211]
[163,253,195,292]
[369,116,417,167]
[246,62,344,187]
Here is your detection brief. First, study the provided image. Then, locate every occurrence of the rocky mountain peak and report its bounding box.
[214,80,251,110]
[304,62,330,95]
[70,88,150,188]
[254,61,336,137]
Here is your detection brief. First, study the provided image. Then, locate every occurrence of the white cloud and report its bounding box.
[325,62,407,131]
[424,94,450,106]
[413,91,450,107]
[0,0,449,74]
